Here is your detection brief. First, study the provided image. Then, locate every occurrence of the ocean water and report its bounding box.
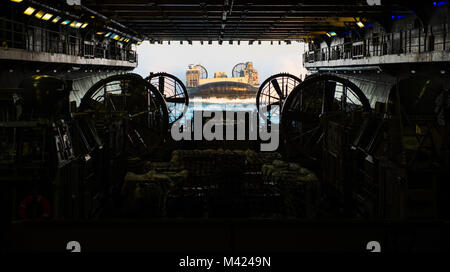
[185,97,257,119]
[172,96,281,126]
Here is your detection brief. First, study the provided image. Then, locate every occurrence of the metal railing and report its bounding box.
[1,17,137,63]
[304,24,450,65]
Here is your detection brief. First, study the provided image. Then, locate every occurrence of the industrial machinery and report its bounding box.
[72,73,171,217]
[232,63,246,77]
[280,74,372,217]
[0,75,76,221]
[281,74,371,165]
[146,72,189,125]
[79,73,169,158]
[280,73,450,220]
[257,73,302,124]
[1,73,173,222]
[351,75,450,219]
[69,109,104,219]
[196,64,208,79]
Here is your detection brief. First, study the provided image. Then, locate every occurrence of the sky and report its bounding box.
[133,41,308,85]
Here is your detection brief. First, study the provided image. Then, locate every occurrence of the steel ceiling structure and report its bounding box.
[81,0,417,42]
[26,0,430,42]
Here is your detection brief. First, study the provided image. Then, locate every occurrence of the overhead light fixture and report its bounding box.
[81,23,88,28]
[34,10,44,19]
[356,21,365,28]
[137,41,142,45]
[113,35,120,40]
[61,20,70,25]
[10,0,24,3]
[326,32,337,37]
[119,37,125,41]
[69,21,82,28]
[52,16,61,23]
[24,7,36,16]
[41,13,53,21]
[96,32,104,35]
[104,32,111,37]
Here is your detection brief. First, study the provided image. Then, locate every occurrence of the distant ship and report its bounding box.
[186,62,259,99]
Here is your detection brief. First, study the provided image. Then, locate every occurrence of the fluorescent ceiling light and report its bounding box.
[70,21,82,28]
[24,7,35,16]
[41,13,53,21]
[34,10,44,19]
[52,16,61,23]
[61,20,70,25]
[357,21,365,28]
